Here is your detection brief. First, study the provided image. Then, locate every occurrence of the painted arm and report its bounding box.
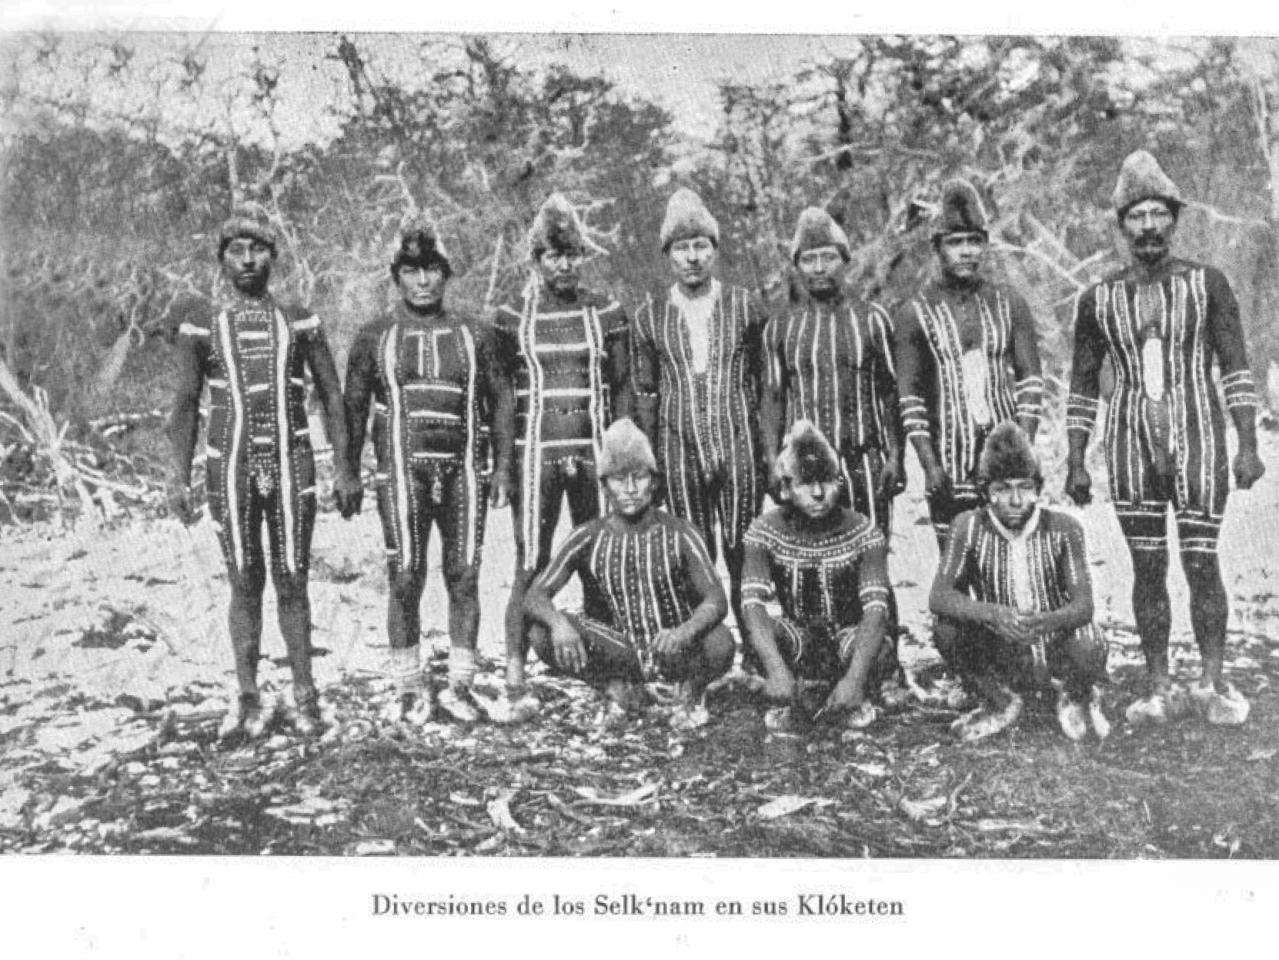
[829,537,890,708]
[477,322,514,507]
[1008,290,1044,441]
[630,298,661,454]
[892,302,947,496]
[342,324,377,482]
[1207,267,1264,489]
[602,300,634,424]
[740,532,792,693]
[1065,287,1105,505]
[1023,515,1094,637]
[524,525,592,672]
[669,523,729,644]
[758,317,787,484]
[167,311,207,524]
[870,305,906,497]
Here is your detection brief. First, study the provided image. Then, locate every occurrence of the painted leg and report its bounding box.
[225,562,268,737]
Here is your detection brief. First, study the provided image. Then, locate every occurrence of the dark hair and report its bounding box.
[390,247,452,282]
[218,234,277,261]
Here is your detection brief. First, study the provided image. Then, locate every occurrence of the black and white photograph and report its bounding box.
[1,1,1277,953]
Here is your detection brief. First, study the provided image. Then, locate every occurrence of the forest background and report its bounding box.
[1,32,1278,519]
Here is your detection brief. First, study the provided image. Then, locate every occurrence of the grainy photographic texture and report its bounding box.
[2,31,1278,861]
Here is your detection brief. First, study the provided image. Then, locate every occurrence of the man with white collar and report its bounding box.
[929,421,1110,743]
[632,188,768,635]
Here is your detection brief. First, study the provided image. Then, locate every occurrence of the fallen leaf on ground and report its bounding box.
[972,818,1052,834]
[756,795,835,820]
[573,782,659,807]
[486,789,525,833]
[897,795,948,822]
[351,839,396,856]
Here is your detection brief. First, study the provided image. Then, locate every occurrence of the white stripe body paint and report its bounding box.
[214,310,245,573]
[460,324,479,567]
[383,324,413,562]
[273,308,298,575]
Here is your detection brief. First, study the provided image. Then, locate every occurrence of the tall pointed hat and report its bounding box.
[1112,149,1182,216]
[789,206,851,263]
[527,192,587,260]
[933,178,989,239]
[660,187,719,251]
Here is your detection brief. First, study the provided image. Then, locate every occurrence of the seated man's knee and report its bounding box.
[701,625,736,674]
[932,617,961,662]
[1062,624,1108,683]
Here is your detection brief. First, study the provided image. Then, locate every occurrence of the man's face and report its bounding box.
[936,232,987,284]
[796,245,845,298]
[987,477,1038,530]
[396,264,447,311]
[787,477,841,521]
[537,248,583,297]
[668,236,717,291]
[1121,199,1177,266]
[220,237,273,296]
[603,469,655,518]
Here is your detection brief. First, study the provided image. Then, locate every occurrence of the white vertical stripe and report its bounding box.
[215,310,245,573]
[460,324,479,567]
[384,325,414,562]
[273,309,298,575]
[519,286,545,569]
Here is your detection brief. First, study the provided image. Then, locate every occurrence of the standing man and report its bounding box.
[761,207,905,532]
[633,187,768,633]
[741,420,896,732]
[493,193,633,710]
[761,206,906,669]
[893,179,1044,551]
[169,204,359,738]
[522,419,734,730]
[1067,150,1265,726]
[930,421,1111,743]
[344,216,513,724]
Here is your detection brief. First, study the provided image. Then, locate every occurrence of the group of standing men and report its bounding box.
[170,148,1265,744]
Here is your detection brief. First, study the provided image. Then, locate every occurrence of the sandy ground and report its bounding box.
[1,430,1277,853]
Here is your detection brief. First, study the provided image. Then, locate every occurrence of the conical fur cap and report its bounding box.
[776,419,840,487]
[527,192,587,260]
[1112,149,1182,215]
[934,178,989,238]
[790,206,851,263]
[218,202,278,257]
[597,418,658,478]
[660,188,719,251]
[392,211,452,277]
[977,420,1041,485]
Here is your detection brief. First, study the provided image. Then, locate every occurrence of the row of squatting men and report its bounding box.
[169,147,1264,740]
